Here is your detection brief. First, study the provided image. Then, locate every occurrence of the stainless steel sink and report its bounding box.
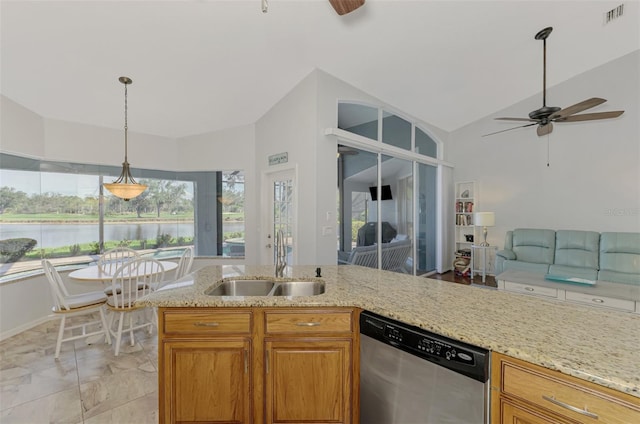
[205,279,325,297]
[271,281,325,297]
[205,279,275,296]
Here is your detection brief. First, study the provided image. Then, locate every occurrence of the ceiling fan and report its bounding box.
[484,27,624,137]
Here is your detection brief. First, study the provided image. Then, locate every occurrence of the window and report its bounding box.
[0,153,244,279]
[336,102,440,275]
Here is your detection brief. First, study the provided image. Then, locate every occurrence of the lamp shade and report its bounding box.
[474,212,495,227]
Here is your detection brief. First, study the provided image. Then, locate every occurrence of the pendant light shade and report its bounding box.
[104,76,147,201]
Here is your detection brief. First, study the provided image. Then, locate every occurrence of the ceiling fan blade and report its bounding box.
[537,122,553,136]
[482,122,538,137]
[557,111,624,122]
[551,97,607,119]
[495,117,537,122]
[328,0,365,15]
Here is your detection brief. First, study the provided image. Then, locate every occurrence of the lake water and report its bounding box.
[0,222,243,248]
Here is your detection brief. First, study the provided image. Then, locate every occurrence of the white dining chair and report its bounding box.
[98,246,140,296]
[150,246,194,292]
[98,246,139,274]
[175,246,195,280]
[107,258,164,355]
[42,260,111,359]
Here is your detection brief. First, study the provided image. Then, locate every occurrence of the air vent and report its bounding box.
[604,3,624,25]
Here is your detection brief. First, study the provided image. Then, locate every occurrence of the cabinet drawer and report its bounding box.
[163,310,251,335]
[504,281,558,298]
[564,290,636,312]
[265,310,353,334]
[501,360,640,424]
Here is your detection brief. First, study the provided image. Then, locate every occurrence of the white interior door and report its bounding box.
[262,169,297,266]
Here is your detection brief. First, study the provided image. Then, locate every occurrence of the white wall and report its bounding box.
[448,51,640,253]
[0,96,45,158]
[254,72,319,265]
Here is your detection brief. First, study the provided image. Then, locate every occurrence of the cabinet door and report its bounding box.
[162,339,251,424]
[500,398,572,424]
[264,339,352,424]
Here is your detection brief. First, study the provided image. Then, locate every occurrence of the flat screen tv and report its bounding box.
[369,185,392,201]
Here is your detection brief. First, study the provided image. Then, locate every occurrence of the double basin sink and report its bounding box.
[205,278,325,297]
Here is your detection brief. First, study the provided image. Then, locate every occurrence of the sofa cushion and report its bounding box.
[598,232,640,285]
[553,230,600,269]
[503,260,550,274]
[511,229,556,265]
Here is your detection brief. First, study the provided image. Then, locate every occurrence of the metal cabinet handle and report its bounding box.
[296,322,321,327]
[193,322,219,327]
[542,395,599,419]
[524,287,535,292]
[591,298,605,303]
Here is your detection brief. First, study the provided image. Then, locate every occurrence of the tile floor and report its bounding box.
[0,318,159,424]
[0,272,493,424]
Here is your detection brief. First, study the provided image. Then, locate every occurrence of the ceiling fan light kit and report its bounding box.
[484,26,624,138]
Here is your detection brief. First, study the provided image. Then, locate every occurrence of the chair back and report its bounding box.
[175,246,195,280]
[110,258,164,309]
[42,260,71,311]
[98,247,139,275]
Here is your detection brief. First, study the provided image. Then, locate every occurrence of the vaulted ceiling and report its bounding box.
[1,1,638,138]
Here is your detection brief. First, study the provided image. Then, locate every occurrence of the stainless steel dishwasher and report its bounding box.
[359,311,490,424]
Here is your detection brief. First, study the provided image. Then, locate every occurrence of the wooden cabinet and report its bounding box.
[491,352,640,424]
[158,307,358,424]
[263,309,355,423]
[162,339,251,423]
[159,309,253,424]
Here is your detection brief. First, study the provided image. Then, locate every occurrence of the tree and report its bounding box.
[0,187,28,214]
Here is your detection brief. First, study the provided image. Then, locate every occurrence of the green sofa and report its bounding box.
[496,229,640,285]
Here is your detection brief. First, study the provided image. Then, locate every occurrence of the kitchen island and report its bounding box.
[139,264,639,422]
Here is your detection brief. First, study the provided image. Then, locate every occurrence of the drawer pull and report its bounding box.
[591,298,605,303]
[296,322,321,327]
[193,322,220,327]
[542,395,599,419]
[524,287,535,292]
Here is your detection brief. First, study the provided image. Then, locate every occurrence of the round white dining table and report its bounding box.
[68,260,178,282]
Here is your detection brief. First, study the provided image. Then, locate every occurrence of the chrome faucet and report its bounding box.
[275,229,287,278]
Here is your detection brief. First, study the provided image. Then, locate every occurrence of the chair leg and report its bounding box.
[99,308,112,345]
[55,315,66,359]
[129,313,135,347]
[114,312,125,356]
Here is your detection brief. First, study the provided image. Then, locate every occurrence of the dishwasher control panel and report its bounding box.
[361,310,489,382]
[384,324,476,366]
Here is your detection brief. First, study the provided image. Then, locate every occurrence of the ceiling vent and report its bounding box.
[603,3,624,25]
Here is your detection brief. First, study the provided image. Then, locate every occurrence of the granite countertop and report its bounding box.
[138,264,640,398]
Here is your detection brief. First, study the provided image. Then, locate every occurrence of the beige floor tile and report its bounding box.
[0,386,83,424]
[0,319,160,423]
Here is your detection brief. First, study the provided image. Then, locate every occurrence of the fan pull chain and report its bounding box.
[547,134,550,167]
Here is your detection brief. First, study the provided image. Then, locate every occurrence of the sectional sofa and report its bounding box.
[495,229,640,285]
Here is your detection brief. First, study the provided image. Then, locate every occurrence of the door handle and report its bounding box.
[266,244,272,248]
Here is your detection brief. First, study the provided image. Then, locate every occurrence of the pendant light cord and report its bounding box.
[124,81,128,163]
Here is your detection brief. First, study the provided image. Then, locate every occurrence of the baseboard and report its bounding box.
[0,315,54,342]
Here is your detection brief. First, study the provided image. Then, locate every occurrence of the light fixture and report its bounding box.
[474,212,495,246]
[104,76,147,201]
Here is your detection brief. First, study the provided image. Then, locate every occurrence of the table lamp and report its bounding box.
[474,212,495,246]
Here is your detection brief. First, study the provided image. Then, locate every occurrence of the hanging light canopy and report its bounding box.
[104,76,147,201]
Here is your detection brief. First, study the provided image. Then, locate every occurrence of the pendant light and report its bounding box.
[104,76,147,201]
